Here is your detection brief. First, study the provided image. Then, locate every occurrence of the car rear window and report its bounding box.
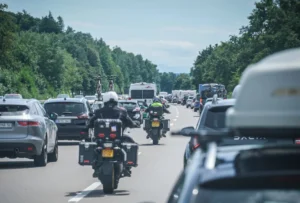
[194,188,300,203]
[44,102,85,116]
[85,96,96,100]
[0,105,29,116]
[4,94,22,99]
[204,106,232,129]
[118,102,137,109]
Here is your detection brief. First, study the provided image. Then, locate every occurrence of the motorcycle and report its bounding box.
[78,119,139,194]
[144,110,170,145]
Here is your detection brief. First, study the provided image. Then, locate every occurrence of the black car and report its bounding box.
[44,97,93,141]
[168,141,300,203]
[118,100,142,125]
[184,99,236,167]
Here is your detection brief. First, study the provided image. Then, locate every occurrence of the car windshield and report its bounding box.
[194,188,300,203]
[0,105,29,116]
[85,96,96,100]
[4,94,22,99]
[44,102,85,116]
[204,106,232,129]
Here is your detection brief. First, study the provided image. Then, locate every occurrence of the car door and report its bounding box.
[35,102,54,150]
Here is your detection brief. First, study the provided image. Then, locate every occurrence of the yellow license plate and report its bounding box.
[102,149,114,158]
[152,121,160,127]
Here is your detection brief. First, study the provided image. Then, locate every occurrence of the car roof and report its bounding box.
[0,98,37,105]
[226,48,300,129]
[44,97,87,104]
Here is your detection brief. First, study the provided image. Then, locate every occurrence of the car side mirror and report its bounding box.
[49,112,58,121]
[181,126,195,134]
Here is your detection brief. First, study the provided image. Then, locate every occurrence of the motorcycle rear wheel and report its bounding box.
[101,167,115,194]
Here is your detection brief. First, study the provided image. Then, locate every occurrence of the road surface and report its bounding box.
[0,104,199,203]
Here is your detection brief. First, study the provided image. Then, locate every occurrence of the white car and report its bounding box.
[186,99,193,108]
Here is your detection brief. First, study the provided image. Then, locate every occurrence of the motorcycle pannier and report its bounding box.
[162,119,170,131]
[121,142,139,167]
[143,119,151,130]
[93,119,123,140]
[78,141,97,166]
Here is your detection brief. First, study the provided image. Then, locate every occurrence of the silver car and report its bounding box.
[0,99,58,166]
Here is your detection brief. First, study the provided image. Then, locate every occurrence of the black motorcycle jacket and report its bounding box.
[88,102,137,131]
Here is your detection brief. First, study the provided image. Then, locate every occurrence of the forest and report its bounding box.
[190,0,300,92]
[0,4,193,99]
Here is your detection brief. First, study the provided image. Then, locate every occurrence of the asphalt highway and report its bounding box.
[0,104,199,203]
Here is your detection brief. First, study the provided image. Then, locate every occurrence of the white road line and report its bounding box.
[170,123,174,126]
[68,182,101,202]
[138,151,142,155]
[176,115,179,118]
[173,119,177,121]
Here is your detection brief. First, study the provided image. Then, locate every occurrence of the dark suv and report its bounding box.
[43,97,93,141]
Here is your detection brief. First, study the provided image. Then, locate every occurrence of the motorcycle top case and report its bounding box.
[121,142,139,167]
[78,141,97,166]
[149,106,163,117]
[93,119,123,139]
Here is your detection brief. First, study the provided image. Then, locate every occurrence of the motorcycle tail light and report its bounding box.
[98,133,105,138]
[110,133,116,139]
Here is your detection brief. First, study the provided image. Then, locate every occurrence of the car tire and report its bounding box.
[48,138,58,162]
[194,108,197,112]
[34,139,48,167]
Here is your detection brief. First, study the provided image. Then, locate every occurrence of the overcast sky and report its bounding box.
[4,0,258,73]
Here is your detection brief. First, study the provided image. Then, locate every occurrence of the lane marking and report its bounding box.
[138,151,142,155]
[176,115,179,118]
[173,119,177,121]
[170,123,174,126]
[68,182,101,202]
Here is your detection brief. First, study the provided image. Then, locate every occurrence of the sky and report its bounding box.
[4,0,258,73]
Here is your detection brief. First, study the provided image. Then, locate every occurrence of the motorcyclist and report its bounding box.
[144,97,170,138]
[88,91,140,177]
[143,99,148,107]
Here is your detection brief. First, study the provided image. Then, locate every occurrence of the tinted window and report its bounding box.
[44,102,85,116]
[204,106,231,129]
[85,96,96,100]
[4,94,22,99]
[193,188,300,203]
[131,90,143,99]
[0,105,29,116]
[143,90,154,99]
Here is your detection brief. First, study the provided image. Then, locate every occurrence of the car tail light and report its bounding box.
[128,97,131,100]
[18,121,40,126]
[98,133,105,138]
[77,114,88,119]
[193,136,200,149]
[133,107,140,112]
[295,139,300,144]
[110,134,116,139]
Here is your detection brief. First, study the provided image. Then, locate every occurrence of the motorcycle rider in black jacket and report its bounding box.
[88,91,140,177]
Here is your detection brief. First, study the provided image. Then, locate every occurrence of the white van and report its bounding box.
[129,82,157,104]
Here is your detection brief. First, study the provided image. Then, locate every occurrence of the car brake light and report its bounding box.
[128,97,131,100]
[110,134,116,139]
[98,133,105,138]
[18,121,40,126]
[77,114,88,119]
[295,139,300,144]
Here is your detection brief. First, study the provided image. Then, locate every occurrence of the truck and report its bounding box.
[128,82,157,105]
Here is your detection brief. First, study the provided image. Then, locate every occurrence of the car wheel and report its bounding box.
[34,139,48,167]
[48,138,58,162]
[194,108,197,112]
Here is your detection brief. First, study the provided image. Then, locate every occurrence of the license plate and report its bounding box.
[102,149,114,158]
[56,119,71,124]
[0,123,12,128]
[152,121,160,127]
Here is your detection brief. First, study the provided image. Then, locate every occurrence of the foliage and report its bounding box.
[0,5,162,98]
[190,0,300,92]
